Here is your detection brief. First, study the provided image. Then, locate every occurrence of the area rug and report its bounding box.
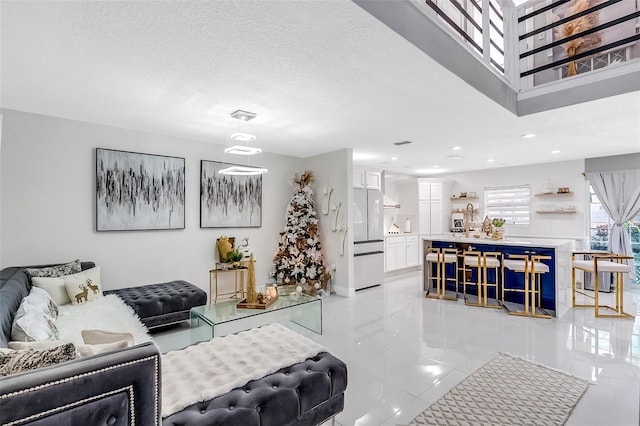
[409,353,589,425]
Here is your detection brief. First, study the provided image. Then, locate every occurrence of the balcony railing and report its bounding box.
[518,0,640,88]
[425,0,505,74]
[424,0,640,91]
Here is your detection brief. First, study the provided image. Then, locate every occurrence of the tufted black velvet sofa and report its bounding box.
[104,280,207,328]
[0,262,348,425]
[0,262,162,425]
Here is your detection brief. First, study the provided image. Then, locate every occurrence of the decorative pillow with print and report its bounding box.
[24,286,59,319]
[0,343,76,376]
[63,267,102,305]
[11,302,60,342]
[24,259,82,279]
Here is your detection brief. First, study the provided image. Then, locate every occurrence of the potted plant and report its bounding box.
[228,250,244,268]
[491,218,506,240]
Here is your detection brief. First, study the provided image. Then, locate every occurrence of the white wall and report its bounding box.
[0,113,3,266]
[443,159,588,239]
[0,109,298,292]
[301,149,354,297]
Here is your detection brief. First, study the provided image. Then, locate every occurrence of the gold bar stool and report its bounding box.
[462,250,502,308]
[572,252,634,319]
[503,254,551,318]
[425,248,459,300]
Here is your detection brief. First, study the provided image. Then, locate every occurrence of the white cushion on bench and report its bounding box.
[161,323,327,418]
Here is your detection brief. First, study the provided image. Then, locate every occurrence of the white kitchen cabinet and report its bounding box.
[417,179,450,235]
[354,170,382,190]
[385,235,422,272]
[418,181,442,200]
[405,235,420,267]
[365,172,381,190]
[385,235,406,272]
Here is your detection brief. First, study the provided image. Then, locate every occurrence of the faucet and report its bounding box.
[464,203,474,237]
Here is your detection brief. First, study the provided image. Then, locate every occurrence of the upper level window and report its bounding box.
[484,185,531,226]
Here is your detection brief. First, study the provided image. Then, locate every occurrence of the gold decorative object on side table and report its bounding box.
[237,286,278,310]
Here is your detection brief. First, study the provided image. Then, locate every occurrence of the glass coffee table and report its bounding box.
[190,293,322,344]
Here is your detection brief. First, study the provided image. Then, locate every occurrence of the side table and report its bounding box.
[209,267,247,303]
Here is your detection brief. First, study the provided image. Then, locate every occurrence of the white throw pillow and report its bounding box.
[8,340,71,350]
[24,287,59,320]
[32,276,71,306]
[76,340,129,358]
[63,267,103,305]
[81,329,134,346]
[11,302,60,342]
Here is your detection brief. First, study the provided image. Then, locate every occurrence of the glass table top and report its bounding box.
[191,293,321,326]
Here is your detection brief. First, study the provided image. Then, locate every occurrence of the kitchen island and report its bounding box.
[423,235,576,317]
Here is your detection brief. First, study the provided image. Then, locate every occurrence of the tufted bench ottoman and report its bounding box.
[105,280,207,328]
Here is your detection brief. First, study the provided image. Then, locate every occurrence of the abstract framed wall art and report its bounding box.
[96,148,185,231]
[200,160,262,228]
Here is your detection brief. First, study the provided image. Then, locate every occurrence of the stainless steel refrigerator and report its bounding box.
[353,188,384,290]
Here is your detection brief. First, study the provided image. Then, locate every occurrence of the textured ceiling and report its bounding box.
[1,0,639,175]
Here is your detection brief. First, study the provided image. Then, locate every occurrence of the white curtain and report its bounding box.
[587,170,640,282]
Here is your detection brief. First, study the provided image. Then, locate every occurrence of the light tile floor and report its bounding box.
[153,271,640,426]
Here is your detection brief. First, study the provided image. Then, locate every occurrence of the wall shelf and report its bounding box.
[451,197,478,201]
[536,210,577,214]
[534,192,573,197]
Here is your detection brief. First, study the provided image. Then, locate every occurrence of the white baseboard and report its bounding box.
[332,285,355,298]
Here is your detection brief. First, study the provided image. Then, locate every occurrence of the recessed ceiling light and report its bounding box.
[415,167,445,174]
[487,158,495,162]
[521,133,536,138]
[230,110,257,121]
[224,145,262,155]
[391,156,399,160]
[452,146,462,151]
[230,132,256,142]
[446,155,465,160]
[551,150,561,154]
[353,152,375,160]
[433,165,440,168]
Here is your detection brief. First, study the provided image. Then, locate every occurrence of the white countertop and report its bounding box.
[422,234,575,248]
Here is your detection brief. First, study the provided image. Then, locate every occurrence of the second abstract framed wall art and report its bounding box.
[96,148,185,231]
[200,160,262,228]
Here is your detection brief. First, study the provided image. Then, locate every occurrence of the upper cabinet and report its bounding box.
[417,178,451,235]
[354,170,382,190]
[418,181,442,200]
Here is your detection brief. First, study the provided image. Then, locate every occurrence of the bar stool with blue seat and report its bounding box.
[572,252,634,319]
[462,250,502,308]
[425,247,459,300]
[502,253,552,318]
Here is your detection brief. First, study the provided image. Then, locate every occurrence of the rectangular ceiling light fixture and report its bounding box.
[224,145,262,155]
[394,140,412,146]
[218,165,268,175]
[230,132,257,142]
[230,110,257,121]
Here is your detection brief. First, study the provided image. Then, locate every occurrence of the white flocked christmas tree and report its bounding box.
[272,170,328,295]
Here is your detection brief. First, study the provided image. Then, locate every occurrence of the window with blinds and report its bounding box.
[484,185,531,226]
